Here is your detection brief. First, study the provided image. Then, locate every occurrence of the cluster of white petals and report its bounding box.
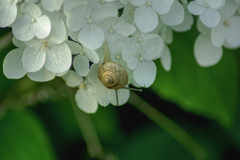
[1,0,240,113]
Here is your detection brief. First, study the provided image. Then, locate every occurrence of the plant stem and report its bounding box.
[128,92,209,160]
[66,87,104,159]
[0,32,13,52]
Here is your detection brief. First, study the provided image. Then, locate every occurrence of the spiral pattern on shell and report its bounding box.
[98,62,128,89]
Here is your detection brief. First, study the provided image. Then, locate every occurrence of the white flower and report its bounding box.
[100,17,136,44]
[108,40,128,69]
[125,37,164,87]
[130,0,174,32]
[22,20,71,73]
[66,40,99,77]
[0,0,18,27]
[62,70,98,113]
[3,37,57,81]
[12,2,51,41]
[122,28,160,61]
[188,0,225,28]
[66,4,118,49]
[211,0,240,47]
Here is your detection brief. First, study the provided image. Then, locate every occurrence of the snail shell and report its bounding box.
[98,61,128,89]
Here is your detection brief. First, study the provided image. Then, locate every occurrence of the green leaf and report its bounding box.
[0,110,56,160]
[151,29,239,127]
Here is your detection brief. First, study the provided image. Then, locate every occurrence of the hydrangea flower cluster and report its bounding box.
[1,0,240,113]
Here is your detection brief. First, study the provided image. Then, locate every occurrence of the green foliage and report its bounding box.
[0,110,56,160]
[119,125,219,160]
[152,29,240,127]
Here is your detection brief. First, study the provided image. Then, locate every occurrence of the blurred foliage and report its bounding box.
[0,110,56,160]
[1,22,240,160]
[152,26,240,127]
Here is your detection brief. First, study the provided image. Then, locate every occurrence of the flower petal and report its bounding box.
[66,4,88,32]
[73,55,90,77]
[61,70,83,87]
[160,44,171,71]
[142,37,164,60]
[134,5,158,32]
[95,81,110,106]
[12,15,35,41]
[3,48,27,79]
[225,16,240,47]
[188,1,204,15]
[160,0,184,26]
[44,43,72,73]
[21,2,41,17]
[75,89,98,113]
[133,60,156,87]
[22,46,46,72]
[171,8,194,32]
[47,20,66,44]
[0,2,17,27]
[79,23,104,50]
[194,34,223,67]
[206,0,224,9]
[199,8,220,28]
[152,0,174,15]
[92,5,118,24]
[109,88,130,106]
[27,67,55,82]
[211,22,225,47]
[34,15,51,39]
[196,17,211,34]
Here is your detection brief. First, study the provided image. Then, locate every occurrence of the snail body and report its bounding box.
[98,61,128,89]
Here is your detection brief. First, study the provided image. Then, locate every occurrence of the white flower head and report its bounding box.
[62,70,98,113]
[125,37,164,87]
[66,4,118,50]
[122,29,160,61]
[66,40,99,77]
[188,0,225,28]
[22,20,72,73]
[100,17,136,44]
[211,0,240,47]
[12,2,51,41]
[130,0,174,32]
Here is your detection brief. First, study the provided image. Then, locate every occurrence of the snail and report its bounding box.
[98,42,128,89]
[97,42,141,105]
